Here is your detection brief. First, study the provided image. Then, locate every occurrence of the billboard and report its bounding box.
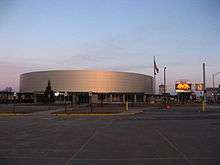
[175,80,192,93]
[195,83,204,91]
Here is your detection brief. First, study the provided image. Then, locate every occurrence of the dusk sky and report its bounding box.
[0,0,220,92]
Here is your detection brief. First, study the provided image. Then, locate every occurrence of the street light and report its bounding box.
[163,67,167,107]
[164,67,167,94]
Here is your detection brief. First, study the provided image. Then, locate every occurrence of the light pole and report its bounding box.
[163,67,167,94]
[163,67,167,107]
[202,63,206,112]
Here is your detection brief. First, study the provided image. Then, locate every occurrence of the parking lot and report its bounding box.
[0,105,220,165]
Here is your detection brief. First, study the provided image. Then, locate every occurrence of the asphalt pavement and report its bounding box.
[0,105,220,165]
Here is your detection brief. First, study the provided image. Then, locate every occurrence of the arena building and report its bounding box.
[20,70,153,103]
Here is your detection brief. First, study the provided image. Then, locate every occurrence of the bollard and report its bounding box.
[202,99,206,112]
[125,101,128,111]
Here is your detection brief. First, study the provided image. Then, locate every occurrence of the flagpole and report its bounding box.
[153,56,156,95]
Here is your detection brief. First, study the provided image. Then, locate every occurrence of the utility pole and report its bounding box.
[163,67,167,107]
[13,92,17,114]
[164,67,167,94]
[153,56,156,94]
[202,63,206,112]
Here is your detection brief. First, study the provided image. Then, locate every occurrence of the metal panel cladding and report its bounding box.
[20,70,153,94]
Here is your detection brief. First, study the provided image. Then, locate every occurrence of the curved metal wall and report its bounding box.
[20,70,153,94]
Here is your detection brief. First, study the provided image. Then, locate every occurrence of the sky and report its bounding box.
[0,0,220,92]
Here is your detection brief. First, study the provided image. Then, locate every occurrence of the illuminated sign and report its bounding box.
[195,83,204,91]
[175,80,192,93]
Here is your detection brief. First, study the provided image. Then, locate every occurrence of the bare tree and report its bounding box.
[4,87,13,92]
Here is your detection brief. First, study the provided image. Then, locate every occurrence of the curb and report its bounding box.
[0,113,28,116]
[53,111,143,117]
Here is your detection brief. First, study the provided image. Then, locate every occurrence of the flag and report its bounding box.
[154,58,159,75]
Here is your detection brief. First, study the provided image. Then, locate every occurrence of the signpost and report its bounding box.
[64,92,68,113]
[125,100,128,111]
[13,92,17,113]
[48,94,51,110]
[55,91,60,104]
[89,91,93,113]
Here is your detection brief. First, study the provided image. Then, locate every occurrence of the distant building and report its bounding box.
[20,70,153,104]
